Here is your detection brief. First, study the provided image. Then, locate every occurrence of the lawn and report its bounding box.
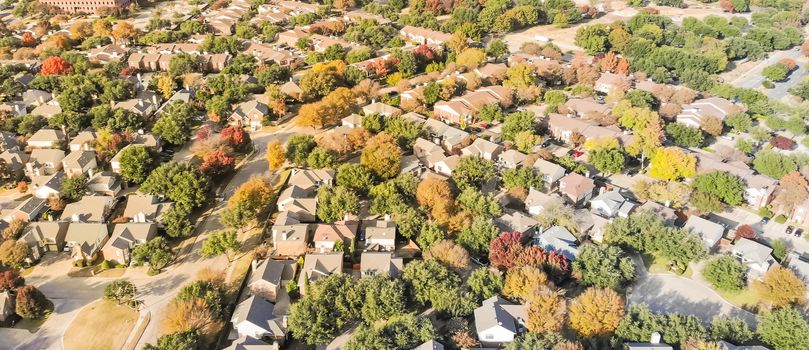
[641,253,693,278]
[716,288,759,309]
[63,300,138,350]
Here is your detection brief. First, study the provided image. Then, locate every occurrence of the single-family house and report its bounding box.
[626,332,674,350]
[68,131,97,152]
[229,100,269,130]
[693,152,776,211]
[360,252,403,278]
[21,89,53,107]
[20,221,69,261]
[473,63,508,82]
[88,44,128,63]
[787,252,809,293]
[363,219,396,252]
[637,201,678,226]
[590,190,636,218]
[123,195,174,223]
[87,171,123,197]
[61,150,97,177]
[594,72,632,94]
[732,238,776,279]
[276,187,317,222]
[525,188,559,216]
[363,102,401,117]
[341,113,363,128]
[0,291,14,324]
[559,173,595,206]
[547,113,632,146]
[312,221,358,253]
[288,169,334,193]
[399,26,452,45]
[298,252,343,293]
[101,223,158,265]
[497,149,527,169]
[61,196,114,223]
[5,197,46,223]
[64,222,109,261]
[495,210,538,236]
[433,86,513,125]
[280,80,303,101]
[230,296,288,342]
[423,119,470,152]
[413,138,445,168]
[533,159,566,188]
[676,97,740,129]
[26,149,65,177]
[563,97,611,118]
[433,155,460,177]
[31,171,65,199]
[717,341,770,350]
[0,102,25,117]
[0,150,26,179]
[223,336,273,350]
[248,259,297,302]
[474,296,527,347]
[683,216,725,250]
[534,226,579,261]
[272,224,310,257]
[461,138,503,162]
[413,340,445,350]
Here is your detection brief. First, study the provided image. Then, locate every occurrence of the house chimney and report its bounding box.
[383,214,391,221]
[136,212,146,223]
[282,231,290,240]
[650,332,661,344]
[71,213,80,222]
[151,94,158,106]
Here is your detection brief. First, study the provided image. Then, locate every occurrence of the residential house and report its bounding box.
[61,150,97,177]
[717,341,770,350]
[637,201,678,226]
[626,333,673,350]
[229,100,269,130]
[110,145,142,174]
[27,129,67,148]
[676,97,740,129]
[26,149,65,176]
[68,131,97,152]
[360,252,403,278]
[248,259,297,302]
[563,97,611,118]
[473,63,508,82]
[64,222,108,261]
[423,118,471,152]
[87,171,123,197]
[155,89,194,116]
[547,113,632,146]
[433,86,513,125]
[732,238,776,279]
[694,152,776,211]
[0,291,14,324]
[0,132,19,152]
[61,196,114,223]
[280,81,303,101]
[399,26,453,45]
[594,72,632,94]
[230,296,288,343]
[474,296,527,347]
[29,103,61,119]
[461,138,503,162]
[312,221,358,253]
[287,169,334,193]
[4,197,46,223]
[497,149,527,169]
[787,252,809,296]
[495,210,538,236]
[272,223,310,257]
[525,188,559,216]
[683,216,725,251]
[534,226,579,260]
[19,222,69,261]
[363,219,396,252]
[559,173,595,206]
[115,97,159,118]
[589,190,636,218]
[22,89,53,108]
[413,138,446,168]
[88,44,128,63]
[533,159,566,188]
[0,102,26,117]
[31,171,65,199]
[588,212,611,243]
[132,133,162,151]
[276,187,317,222]
[297,252,343,293]
[0,150,28,179]
[413,340,445,350]
[432,155,459,177]
[363,102,402,117]
[242,42,300,66]
[101,223,158,265]
[341,114,363,128]
[223,336,274,350]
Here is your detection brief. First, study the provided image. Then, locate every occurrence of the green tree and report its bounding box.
[141,162,210,210]
[505,332,564,350]
[467,267,503,300]
[306,148,336,169]
[757,307,809,350]
[316,186,360,223]
[589,148,625,175]
[201,230,241,262]
[285,134,317,167]
[452,156,496,189]
[60,175,88,202]
[487,39,509,59]
[725,112,752,133]
[402,259,475,316]
[457,217,500,257]
[168,53,199,76]
[152,102,194,145]
[143,330,199,350]
[336,164,375,195]
[762,63,789,81]
[103,280,137,306]
[572,244,636,290]
[703,256,747,292]
[502,111,535,141]
[456,188,502,218]
[665,123,704,147]
[691,171,745,206]
[288,273,362,345]
[344,314,434,350]
[575,24,610,54]
[131,237,174,272]
[358,275,406,322]
[753,149,797,179]
[119,146,156,184]
[709,316,754,345]
[161,206,194,238]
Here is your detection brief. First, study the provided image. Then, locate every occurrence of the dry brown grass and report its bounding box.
[63,300,138,350]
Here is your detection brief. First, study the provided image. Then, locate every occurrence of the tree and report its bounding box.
[757,307,809,350]
[691,172,745,206]
[60,175,88,203]
[359,275,406,322]
[288,273,362,345]
[141,162,210,210]
[426,240,470,272]
[317,186,360,223]
[361,133,402,179]
[724,113,752,133]
[200,150,236,178]
[754,266,807,307]
[772,171,809,215]
[575,24,610,55]
[648,147,696,181]
[457,217,500,257]
[763,63,790,81]
[220,126,251,153]
[416,177,452,210]
[589,148,625,175]
[456,48,486,69]
[702,256,747,292]
[527,286,567,333]
[502,111,535,142]
[336,164,375,195]
[201,230,241,262]
[568,287,624,337]
[453,156,496,189]
[0,240,29,269]
[506,333,565,350]
[709,316,754,345]
[0,269,24,291]
[665,123,704,147]
[162,206,194,238]
[487,39,510,59]
[15,285,50,319]
[285,134,316,167]
[143,330,199,350]
[467,268,503,300]
[227,176,273,219]
[266,139,286,170]
[112,21,139,44]
[131,237,174,272]
[104,280,137,306]
[153,102,194,145]
[41,56,72,76]
[572,244,636,290]
[753,149,797,179]
[306,148,336,169]
[344,314,434,350]
[701,116,724,136]
[402,260,475,316]
[119,146,156,184]
[503,266,548,301]
[162,299,221,337]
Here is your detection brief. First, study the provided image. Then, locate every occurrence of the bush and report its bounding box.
[73,260,86,268]
[759,207,773,219]
[762,80,775,89]
[100,260,112,270]
[774,214,787,224]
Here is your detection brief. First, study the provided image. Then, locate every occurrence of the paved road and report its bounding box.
[727,48,806,100]
[12,120,309,350]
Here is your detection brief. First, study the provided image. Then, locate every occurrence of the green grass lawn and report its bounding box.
[716,288,759,309]
[641,253,693,278]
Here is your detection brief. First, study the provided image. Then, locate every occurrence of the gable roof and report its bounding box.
[732,238,773,264]
[559,173,595,199]
[250,259,297,287]
[28,129,65,144]
[62,150,96,169]
[474,296,526,336]
[412,340,445,350]
[300,252,343,284]
[536,226,579,259]
[360,252,403,276]
[123,195,173,222]
[683,216,725,248]
[231,296,286,337]
[61,196,113,222]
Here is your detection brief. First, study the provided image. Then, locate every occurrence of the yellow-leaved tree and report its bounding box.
[266,139,286,171]
[527,285,567,333]
[503,266,548,301]
[754,266,807,307]
[568,287,624,337]
[648,147,696,181]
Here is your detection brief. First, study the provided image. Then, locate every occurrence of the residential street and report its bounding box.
[724,48,807,100]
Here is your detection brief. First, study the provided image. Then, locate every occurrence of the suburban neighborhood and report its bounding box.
[0,0,808,349]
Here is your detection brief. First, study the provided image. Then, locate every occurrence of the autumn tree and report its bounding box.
[112,21,139,44]
[568,287,624,337]
[425,240,471,272]
[648,147,696,181]
[361,133,401,179]
[16,285,51,319]
[503,266,548,301]
[0,240,29,268]
[41,56,72,76]
[754,266,807,307]
[266,139,285,170]
[162,298,221,337]
[701,116,724,136]
[772,171,809,215]
[0,269,24,291]
[416,177,453,209]
[527,286,567,333]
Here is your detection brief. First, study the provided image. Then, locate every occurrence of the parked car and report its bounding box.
[796,229,803,237]
[786,225,795,235]
[760,217,770,224]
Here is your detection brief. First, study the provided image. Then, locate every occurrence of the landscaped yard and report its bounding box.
[63,300,138,350]
[641,253,693,278]
[716,288,759,310]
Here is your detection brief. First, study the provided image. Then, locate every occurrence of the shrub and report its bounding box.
[774,214,787,224]
[759,207,773,218]
[100,260,112,270]
[762,80,774,89]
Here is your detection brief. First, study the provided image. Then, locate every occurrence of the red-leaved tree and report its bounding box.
[20,32,37,47]
[489,232,524,270]
[735,224,757,240]
[200,150,235,178]
[490,232,571,281]
[16,285,50,319]
[0,269,24,291]
[220,126,252,153]
[40,56,72,76]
